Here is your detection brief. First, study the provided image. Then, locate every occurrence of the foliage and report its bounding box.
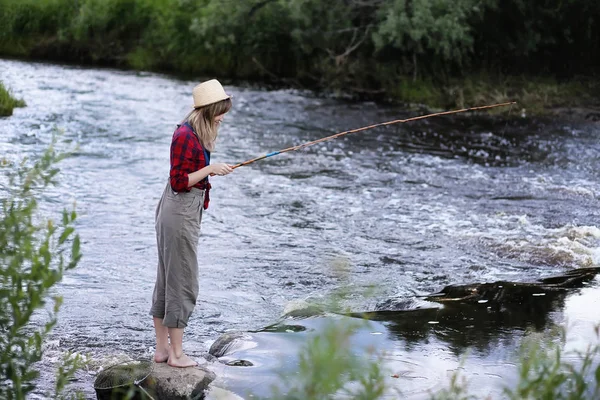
[503,327,600,400]
[55,352,89,400]
[429,359,476,400]
[374,0,489,80]
[265,263,600,400]
[68,0,153,62]
[0,0,598,104]
[263,315,599,400]
[0,138,83,399]
[269,320,388,400]
[470,0,600,75]
[0,81,26,117]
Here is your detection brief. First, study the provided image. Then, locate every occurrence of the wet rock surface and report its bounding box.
[146,363,216,400]
[95,361,216,400]
[209,333,248,358]
[425,267,600,304]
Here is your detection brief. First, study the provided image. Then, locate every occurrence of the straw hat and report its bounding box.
[192,79,231,108]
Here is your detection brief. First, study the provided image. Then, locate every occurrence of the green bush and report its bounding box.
[374,0,487,80]
[0,138,83,399]
[0,0,598,85]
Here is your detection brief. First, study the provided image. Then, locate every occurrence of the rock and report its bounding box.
[144,363,216,400]
[94,360,216,400]
[224,359,253,367]
[209,332,247,358]
[425,266,600,305]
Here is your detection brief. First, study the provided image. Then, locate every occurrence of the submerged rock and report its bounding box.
[225,359,253,367]
[425,266,600,305]
[205,386,245,400]
[209,332,250,358]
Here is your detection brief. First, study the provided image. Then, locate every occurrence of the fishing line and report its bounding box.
[232,101,517,169]
[503,101,515,132]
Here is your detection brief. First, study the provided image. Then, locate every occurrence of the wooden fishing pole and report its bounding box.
[232,101,516,169]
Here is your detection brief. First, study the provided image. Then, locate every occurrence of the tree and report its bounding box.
[374,0,489,80]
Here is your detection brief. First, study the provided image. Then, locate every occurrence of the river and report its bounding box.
[1,58,599,399]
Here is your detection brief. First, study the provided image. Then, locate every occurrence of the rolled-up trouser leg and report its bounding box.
[150,184,204,328]
[150,189,167,319]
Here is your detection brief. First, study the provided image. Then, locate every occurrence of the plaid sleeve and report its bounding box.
[169,131,195,192]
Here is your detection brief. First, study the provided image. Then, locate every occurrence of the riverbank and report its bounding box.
[1,0,598,121]
[2,54,598,124]
[0,81,26,116]
[399,75,600,122]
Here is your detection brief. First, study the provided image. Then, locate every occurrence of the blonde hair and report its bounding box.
[184,98,232,152]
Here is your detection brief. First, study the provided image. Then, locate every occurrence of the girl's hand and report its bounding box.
[210,163,233,176]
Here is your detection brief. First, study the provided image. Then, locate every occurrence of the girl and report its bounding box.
[150,79,233,367]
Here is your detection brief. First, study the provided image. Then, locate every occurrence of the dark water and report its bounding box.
[1,58,599,399]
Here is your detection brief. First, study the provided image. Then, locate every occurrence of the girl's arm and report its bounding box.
[188,163,233,186]
[187,165,213,187]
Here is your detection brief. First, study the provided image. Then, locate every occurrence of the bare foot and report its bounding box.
[167,350,197,368]
[154,347,170,363]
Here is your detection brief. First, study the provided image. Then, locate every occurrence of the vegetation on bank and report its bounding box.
[0,0,598,113]
[0,81,26,117]
[0,140,84,399]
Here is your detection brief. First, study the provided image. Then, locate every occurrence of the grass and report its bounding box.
[502,327,600,400]
[381,74,600,118]
[301,324,598,399]
[0,81,26,116]
[442,75,600,117]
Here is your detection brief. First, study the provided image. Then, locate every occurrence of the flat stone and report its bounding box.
[143,363,216,400]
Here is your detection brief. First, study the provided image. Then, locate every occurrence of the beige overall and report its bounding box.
[150,183,204,328]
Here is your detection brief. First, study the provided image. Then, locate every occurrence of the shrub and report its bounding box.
[0,138,83,399]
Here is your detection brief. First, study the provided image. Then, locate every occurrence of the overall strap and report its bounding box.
[201,146,211,184]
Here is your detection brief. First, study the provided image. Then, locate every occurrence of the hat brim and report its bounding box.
[193,95,232,109]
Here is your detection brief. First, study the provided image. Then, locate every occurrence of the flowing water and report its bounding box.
[1,58,599,398]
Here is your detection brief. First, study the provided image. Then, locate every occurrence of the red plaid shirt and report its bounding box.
[169,123,211,209]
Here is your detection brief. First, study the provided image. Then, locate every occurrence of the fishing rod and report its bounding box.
[231,101,516,169]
